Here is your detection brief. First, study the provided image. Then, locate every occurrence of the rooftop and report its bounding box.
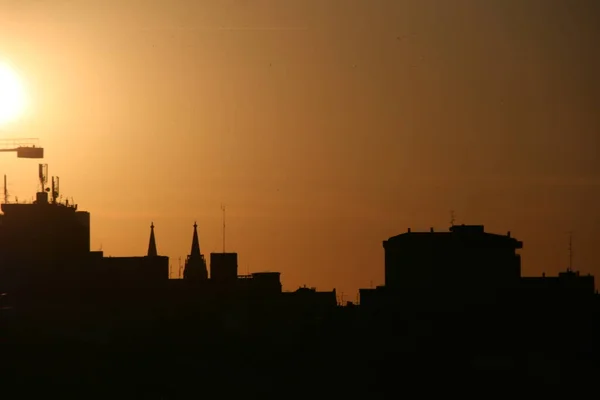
[385,224,523,248]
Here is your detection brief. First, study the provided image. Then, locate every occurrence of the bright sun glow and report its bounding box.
[0,62,27,126]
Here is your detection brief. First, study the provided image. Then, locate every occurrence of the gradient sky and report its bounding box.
[1,0,599,297]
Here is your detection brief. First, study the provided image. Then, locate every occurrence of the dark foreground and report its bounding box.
[2,305,600,396]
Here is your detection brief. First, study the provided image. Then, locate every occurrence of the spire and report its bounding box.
[147,222,157,257]
[183,221,208,281]
[190,221,201,258]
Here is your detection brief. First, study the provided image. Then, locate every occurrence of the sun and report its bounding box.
[0,62,28,126]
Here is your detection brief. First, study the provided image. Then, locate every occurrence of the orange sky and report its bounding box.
[1,0,599,297]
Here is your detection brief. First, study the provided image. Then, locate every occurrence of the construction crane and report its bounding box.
[0,138,43,158]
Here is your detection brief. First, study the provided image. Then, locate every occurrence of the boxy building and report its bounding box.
[210,253,238,283]
[383,225,523,297]
[364,224,525,309]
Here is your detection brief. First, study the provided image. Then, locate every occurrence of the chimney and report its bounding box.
[507,231,511,237]
[430,227,434,233]
[407,228,411,233]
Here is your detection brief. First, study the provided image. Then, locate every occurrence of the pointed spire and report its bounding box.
[190,221,201,258]
[184,221,208,281]
[147,222,157,257]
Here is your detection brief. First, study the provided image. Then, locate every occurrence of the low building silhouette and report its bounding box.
[282,286,337,310]
[521,268,595,303]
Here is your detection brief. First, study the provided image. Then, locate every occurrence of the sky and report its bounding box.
[0,0,599,297]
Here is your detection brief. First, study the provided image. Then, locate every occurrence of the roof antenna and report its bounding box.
[221,204,226,253]
[568,231,574,271]
[450,210,456,228]
[3,174,8,204]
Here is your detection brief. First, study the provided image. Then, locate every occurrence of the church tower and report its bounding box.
[183,222,208,281]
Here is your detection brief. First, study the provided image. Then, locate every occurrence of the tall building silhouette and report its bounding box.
[183,222,208,281]
[0,167,89,292]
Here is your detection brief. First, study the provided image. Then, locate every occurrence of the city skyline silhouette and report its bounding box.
[1,2,600,392]
[1,171,597,393]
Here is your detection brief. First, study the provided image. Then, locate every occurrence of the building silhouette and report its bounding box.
[210,252,238,283]
[0,169,89,294]
[360,224,595,311]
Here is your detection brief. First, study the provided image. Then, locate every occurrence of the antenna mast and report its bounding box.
[450,210,456,227]
[221,204,226,253]
[568,231,573,271]
[3,175,7,204]
[51,176,59,204]
[38,163,48,192]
